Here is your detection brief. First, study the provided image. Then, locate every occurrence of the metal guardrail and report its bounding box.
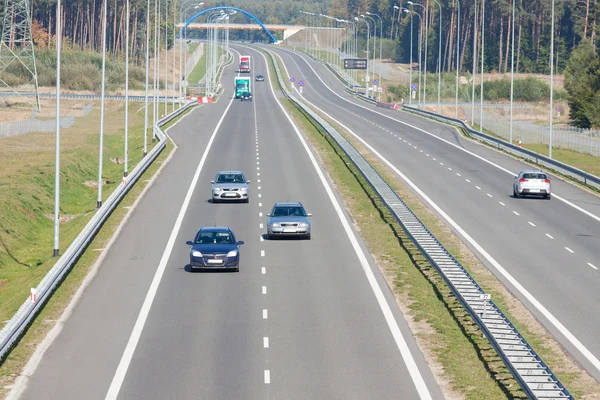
[402,105,600,191]
[0,92,181,103]
[266,48,573,399]
[0,100,199,363]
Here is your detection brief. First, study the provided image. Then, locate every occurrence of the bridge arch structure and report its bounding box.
[182,6,277,43]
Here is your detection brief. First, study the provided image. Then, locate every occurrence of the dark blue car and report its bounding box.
[186,227,244,272]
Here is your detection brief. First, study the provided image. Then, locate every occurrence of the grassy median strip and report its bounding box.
[0,104,187,396]
[261,50,600,398]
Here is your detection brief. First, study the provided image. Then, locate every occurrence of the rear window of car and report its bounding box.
[523,173,547,179]
[272,207,306,217]
[196,232,234,244]
[216,174,245,183]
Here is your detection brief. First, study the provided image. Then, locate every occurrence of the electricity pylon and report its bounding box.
[0,0,41,110]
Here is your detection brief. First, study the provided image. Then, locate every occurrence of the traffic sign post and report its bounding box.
[343,58,368,70]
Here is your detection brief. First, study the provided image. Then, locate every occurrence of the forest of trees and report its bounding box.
[0,0,597,74]
[0,0,595,74]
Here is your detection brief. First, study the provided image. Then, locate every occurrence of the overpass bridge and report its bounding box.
[176,23,342,41]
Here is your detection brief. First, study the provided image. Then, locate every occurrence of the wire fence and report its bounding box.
[466,107,600,157]
[0,101,93,139]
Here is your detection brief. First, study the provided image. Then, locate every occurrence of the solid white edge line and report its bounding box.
[284,49,600,225]
[5,106,198,400]
[103,86,238,400]
[273,49,600,375]
[264,50,433,400]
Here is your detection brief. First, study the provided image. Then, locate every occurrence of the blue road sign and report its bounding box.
[299,80,305,87]
[373,79,378,85]
[290,77,295,82]
[411,83,418,91]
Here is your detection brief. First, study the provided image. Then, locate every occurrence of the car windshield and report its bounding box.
[272,206,306,217]
[216,173,245,183]
[195,231,235,244]
[523,173,547,179]
[236,83,249,89]
[243,92,251,96]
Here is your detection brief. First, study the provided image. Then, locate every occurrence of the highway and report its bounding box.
[11,46,442,399]
[266,46,600,381]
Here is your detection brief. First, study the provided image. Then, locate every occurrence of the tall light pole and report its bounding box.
[362,15,377,97]
[403,9,414,105]
[479,0,485,133]
[355,16,370,97]
[549,0,555,158]
[163,0,168,116]
[153,0,160,139]
[172,0,176,111]
[97,0,108,208]
[509,0,515,144]
[179,4,202,103]
[455,0,461,118]
[124,0,130,178]
[433,0,442,114]
[143,0,151,156]
[408,2,427,105]
[412,10,423,106]
[366,12,383,101]
[471,0,478,125]
[53,0,62,256]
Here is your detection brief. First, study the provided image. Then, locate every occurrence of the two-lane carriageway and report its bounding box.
[12,46,443,399]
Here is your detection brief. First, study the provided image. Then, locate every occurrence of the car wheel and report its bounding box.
[514,188,520,198]
[267,234,273,240]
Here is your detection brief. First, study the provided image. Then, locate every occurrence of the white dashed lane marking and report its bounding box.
[262,309,268,319]
[499,202,505,206]
[465,179,471,183]
[588,263,598,270]
[513,211,520,216]
[261,267,266,274]
[259,223,263,229]
[263,337,269,347]
[546,233,554,239]
[528,221,536,227]
[264,370,271,384]
[259,212,263,217]
[475,186,481,190]
[565,247,575,254]
[261,250,265,257]
[262,286,267,294]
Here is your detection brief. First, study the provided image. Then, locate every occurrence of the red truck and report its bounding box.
[239,55,251,73]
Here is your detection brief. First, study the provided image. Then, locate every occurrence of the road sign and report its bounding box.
[373,79,378,85]
[411,83,418,91]
[298,80,305,87]
[343,58,368,70]
[290,77,295,83]
[557,106,562,112]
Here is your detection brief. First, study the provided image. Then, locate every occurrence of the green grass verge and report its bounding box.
[261,48,600,398]
[188,42,199,53]
[187,53,207,84]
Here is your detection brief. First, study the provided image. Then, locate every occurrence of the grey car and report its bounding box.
[267,202,312,239]
[513,169,551,199]
[211,171,250,203]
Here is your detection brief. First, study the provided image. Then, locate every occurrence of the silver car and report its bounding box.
[267,202,312,239]
[513,170,551,199]
[211,171,250,203]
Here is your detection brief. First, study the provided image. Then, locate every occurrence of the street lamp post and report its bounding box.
[403,9,414,105]
[179,4,202,103]
[408,2,427,105]
[549,0,555,158]
[391,5,400,40]
[53,0,62,256]
[355,16,370,97]
[471,0,478,125]
[433,0,442,114]
[97,0,108,208]
[366,12,383,101]
[143,0,151,156]
[509,0,515,144]
[124,0,130,178]
[479,0,485,133]
[362,15,377,97]
[164,0,169,116]
[455,0,461,118]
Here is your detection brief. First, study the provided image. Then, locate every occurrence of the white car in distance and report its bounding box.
[513,170,552,200]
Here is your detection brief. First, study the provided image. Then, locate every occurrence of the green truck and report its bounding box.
[234,77,252,99]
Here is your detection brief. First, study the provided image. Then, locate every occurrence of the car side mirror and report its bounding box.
[246,181,251,184]
[237,240,245,245]
[185,240,194,246]
[211,180,215,184]
[266,214,271,217]
[307,213,313,217]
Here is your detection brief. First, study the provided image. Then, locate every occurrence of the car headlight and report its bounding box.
[298,223,309,227]
[240,187,248,192]
[227,250,238,257]
[269,223,280,227]
[214,187,222,191]
[192,250,203,257]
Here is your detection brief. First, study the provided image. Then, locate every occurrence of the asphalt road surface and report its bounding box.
[13,47,443,399]
[267,45,600,381]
